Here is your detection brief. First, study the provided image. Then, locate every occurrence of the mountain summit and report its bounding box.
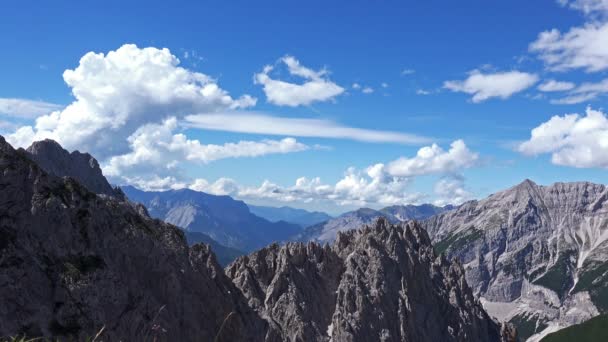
[423,179,608,341]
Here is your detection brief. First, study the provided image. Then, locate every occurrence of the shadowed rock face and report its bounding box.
[227,219,515,342]
[24,139,124,199]
[422,179,608,340]
[0,136,268,341]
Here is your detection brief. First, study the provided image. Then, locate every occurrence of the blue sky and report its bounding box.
[1,0,607,214]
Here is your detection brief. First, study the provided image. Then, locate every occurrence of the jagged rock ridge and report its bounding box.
[423,179,608,341]
[24,139,124,199]
[228,218,515,342]
[0,136,267,341]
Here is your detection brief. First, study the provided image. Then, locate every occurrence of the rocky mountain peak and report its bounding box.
[23,139,123,199]
[423,179,608,340]
[228,218,515,342]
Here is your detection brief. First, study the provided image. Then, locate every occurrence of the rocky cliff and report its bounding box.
[0,136,268,341]
[24,139,124,199]
[228,219,515,342]
[423,179,608,341]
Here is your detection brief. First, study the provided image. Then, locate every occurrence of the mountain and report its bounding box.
[422,179,608,341]
[122,186,302,252]
[227,219,516,342]
[24,139,124,199]
[298,204,452,243]
[381,203,453,221]
[247,204,332,227]
[0,136,268,341]
[184,231,245,266]
[540,314,608,342]
[1,135,515,341]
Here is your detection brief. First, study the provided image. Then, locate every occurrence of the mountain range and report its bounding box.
[121,186,302,252]
[247,204,332,227]
[297,204,452,243]
[0,136,514,341]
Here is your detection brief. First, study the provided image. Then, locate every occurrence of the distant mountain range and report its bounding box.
[247,204,332,227]
[297,204,453,243]
[121,186,302,252]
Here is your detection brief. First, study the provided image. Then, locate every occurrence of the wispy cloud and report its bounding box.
[0,98,63,119]
[185,112,432,145]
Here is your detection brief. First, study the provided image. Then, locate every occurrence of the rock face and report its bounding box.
[0,136,267,341]
[227,219,514,342]
[422,179,608,341]
[122,186,302,252]
[298,205,451,244]
[24,139,124,199]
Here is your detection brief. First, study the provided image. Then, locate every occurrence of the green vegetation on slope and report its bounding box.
[509,313,547,342]
[533,251,575,299]
[434,228,483,255]
[572,261,608,312]
[541,314,608,342]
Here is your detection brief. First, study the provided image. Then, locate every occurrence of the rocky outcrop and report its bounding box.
[228,219,514,342]
[24,139,124,199]
[423,179,608,341]
[0,136,267,341]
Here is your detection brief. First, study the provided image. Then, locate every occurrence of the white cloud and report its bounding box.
[529,22,608,72]
[538,79,576,92]
[0,98,62,119]
[7,44,255,157]
[362,86,374,94]
[551,78,608,104]
[185,112,431,145]
[401,69,415,75]
[558,0,608,16]
[444,70,538,102]
[104,117,309,181]
[127,140,479,208]
[352,83,361,89]
[386,140,479,177]
[416,89,432,95]
[254,55,344,106]
[381,82,389,88]
[518,107,608,168]
[433,176,473,206]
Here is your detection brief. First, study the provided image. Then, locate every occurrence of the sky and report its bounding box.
[1,0,608,215]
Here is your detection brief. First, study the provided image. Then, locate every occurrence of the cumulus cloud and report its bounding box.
[386,140,479,177]
[184,165,421,207]
[401,69,415,75]
[518,107,608,168]
[127,140,479,208]
[185,112,431,145]
[530,22,608,72]
[104,117,309,181]
[444,70,538,102]
[362,87,374,94]
[7,44,256,157]
[0,98,62,119]
[254,55,344,106]
[433,176,473,206]
[538,79,576,92]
